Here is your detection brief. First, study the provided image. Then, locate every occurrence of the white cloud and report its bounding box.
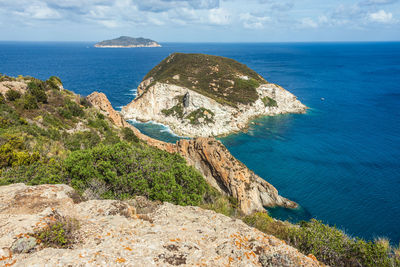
[299,17,318,28]
[208,8,230,25]
[239,12,271,29]
[98,20,119,28]
[14,2,61,20]
[369,9,394,23]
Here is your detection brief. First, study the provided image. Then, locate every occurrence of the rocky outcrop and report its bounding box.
[0,184,320,266]
[87,92,297,215]
[121,81,307,137]
[0,81,28,95]
[176,138,297,213]
[87,92,176,153]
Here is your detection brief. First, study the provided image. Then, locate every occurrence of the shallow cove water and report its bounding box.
[0,41,399,243]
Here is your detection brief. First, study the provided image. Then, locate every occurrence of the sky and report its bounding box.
[0,0,399,42]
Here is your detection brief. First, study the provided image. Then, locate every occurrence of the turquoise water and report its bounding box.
[0,42,399,243]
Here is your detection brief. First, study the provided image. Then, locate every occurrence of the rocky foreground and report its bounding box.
[0,184,321,266]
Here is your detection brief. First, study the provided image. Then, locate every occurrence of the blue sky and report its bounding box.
[1,0,399,42]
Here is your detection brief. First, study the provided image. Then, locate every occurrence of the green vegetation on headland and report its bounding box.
[144,53,266,107]
[0,73,399,266]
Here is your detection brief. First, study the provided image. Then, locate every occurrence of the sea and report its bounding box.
[0,41,399,243]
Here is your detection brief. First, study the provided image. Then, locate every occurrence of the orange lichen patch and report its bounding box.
[123,246,133,251]
[0,250,12,262]
[308,254,318,262]
[228,256,234,263]
[116,258,126,263]
[4,259,17,266]
[106,232,111,236]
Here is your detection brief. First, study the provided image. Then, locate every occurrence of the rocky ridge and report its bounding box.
[0,183,320,266]
[88,92,297,215]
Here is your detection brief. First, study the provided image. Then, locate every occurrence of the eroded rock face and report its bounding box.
[0,184,320,266]
[87,92,297,215]
[176,138,297,214]
[121,81,307,137]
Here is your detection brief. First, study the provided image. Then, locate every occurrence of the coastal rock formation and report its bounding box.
[176,138,297,213]
[121,53,307,137]
[94,36,161,48]
[88,92,297,215]
[0,183,320,266]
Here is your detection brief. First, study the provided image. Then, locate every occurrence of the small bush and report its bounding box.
[201,188,240,217]
[64,130,101,151]
[0,159,66,186]
[33,211,79,248]
[0,136,40,169]
[122,127,139,143]
[22,94,39,110]
[28,81,48,103]
[186,108,214,125]
[0,93,5,104]
[79,96,91,108]
[5,89,21,101]
[261,96,278,107]
[287,219,398,267]
[46,76,63,90]
[58,99,84,119]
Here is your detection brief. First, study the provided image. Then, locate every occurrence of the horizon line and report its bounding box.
[0,40,399,44]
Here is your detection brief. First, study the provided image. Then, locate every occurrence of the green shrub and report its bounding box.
[287,219,397,267]
[64,142,209,205]
[22,94,39,110]
[243,212,291,239]
[5,89,21,101]
[161,104,184,118]
[0,93,5,104]
[186,108,215,125]
[32,211,79,249]
[58,99,84,119]
[88,117,109,131]
[64,130,101,151]
[0,136,40,169]
[122,127,139,143]
[79,96,91,108]
[28,81,48,103]
[46,76,63,90]
[261,96,278,107]
[0,159,66,186]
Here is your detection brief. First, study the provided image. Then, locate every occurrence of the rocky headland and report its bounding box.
[121,53,307,137]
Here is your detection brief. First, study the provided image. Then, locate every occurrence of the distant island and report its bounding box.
[94,36,161,48]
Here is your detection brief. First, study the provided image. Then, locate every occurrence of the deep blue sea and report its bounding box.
[1,41,399,243]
